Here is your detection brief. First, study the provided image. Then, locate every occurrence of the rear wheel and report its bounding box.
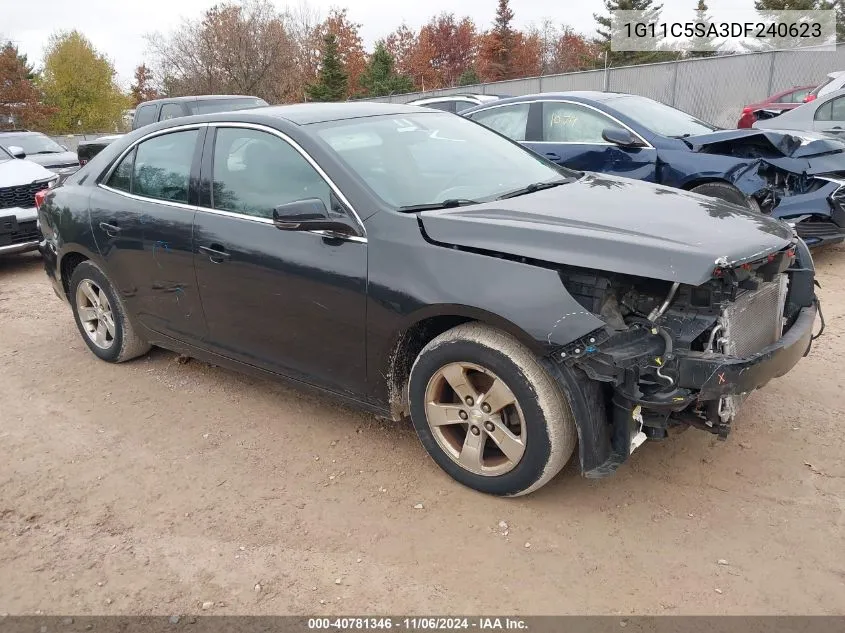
[408,323,577,496]
[690,182,760,211]
[69,261,150,363]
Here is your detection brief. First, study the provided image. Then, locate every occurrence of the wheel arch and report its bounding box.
[382,305,543,421]
[59,248,97,298]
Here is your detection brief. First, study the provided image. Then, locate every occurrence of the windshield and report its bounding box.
[609,95,718,138]
[189,98,268,115]
[0,133,65,155]
[313,112,575,209]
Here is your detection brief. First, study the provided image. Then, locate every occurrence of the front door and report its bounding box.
[193,125,368,395]
[90,127,207,342]
[523,101,659,182]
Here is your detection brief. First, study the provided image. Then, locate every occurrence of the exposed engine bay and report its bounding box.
[551,239,819,476]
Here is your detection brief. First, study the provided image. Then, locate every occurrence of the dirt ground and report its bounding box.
[1,247,844,616]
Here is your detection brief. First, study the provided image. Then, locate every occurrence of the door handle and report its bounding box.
[544,152,562,161]
[198,244,231,263]
[99,221,121,236]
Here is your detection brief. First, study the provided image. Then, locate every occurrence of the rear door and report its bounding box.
[813,95,845,138]
[523,101,658,181]
[192,124,368,394]
[90,126,207,342]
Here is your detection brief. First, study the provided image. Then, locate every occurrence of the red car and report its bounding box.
[737,85,816,128]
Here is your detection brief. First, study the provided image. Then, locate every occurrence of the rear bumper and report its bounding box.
[674,304,817,399]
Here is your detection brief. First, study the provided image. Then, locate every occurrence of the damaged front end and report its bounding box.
[550,238,819,478]
[688,131,845,247]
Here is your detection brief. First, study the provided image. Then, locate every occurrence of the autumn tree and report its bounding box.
[420,14,478,87]
[129,64,160,105]
[0,42,53,130]
[40,31,127,134]
[595,0,666,66]
[478,0,517,82]
[550,27,601,73]
[306,34,347,101]
[147,0,299,102]
[358,43,414,96]
[383,24,418,78]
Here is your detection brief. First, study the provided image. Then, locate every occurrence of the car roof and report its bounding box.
[462,91,640,111]
[220,101,435,125]
[138,95,264,106]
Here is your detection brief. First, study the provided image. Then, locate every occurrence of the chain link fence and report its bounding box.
[367,44,845,128]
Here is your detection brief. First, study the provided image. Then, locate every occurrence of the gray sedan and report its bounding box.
[754,87,845,138]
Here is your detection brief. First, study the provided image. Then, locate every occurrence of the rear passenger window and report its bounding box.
[468,104,530,141]
[106,148,135,192]
[132,130,199,203]
[425,101,456,113]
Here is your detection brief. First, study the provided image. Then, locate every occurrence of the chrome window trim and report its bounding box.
[207,121,365,237]
[97,184,366,243]
[468,99,653,149]
[97,121,367,244]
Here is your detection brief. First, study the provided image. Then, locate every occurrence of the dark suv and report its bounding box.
[78,95,268,165]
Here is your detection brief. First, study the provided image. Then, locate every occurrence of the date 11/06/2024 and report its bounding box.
[307,617,528,630]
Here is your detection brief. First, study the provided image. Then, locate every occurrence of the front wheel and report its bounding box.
[408,323,577,496]
[690,182,760,212]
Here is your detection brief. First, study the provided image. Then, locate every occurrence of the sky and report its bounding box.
[4,0,768,88]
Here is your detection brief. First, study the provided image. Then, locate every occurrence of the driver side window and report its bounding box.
[542,102,626,143]
[210,127,332,219]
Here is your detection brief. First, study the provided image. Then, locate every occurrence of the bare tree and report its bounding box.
[146,0,300,103]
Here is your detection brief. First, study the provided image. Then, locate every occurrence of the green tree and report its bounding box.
[689,0,721,57]
[748,0,831,50]
[458,67,480,86]
[358,43,414,97]
[40,31,128,133]
[305,34,348,102]
[594,0,670,66]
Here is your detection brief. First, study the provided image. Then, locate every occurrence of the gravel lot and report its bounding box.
[1,248,844,615]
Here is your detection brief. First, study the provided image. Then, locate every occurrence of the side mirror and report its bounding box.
[272,198,356,236]
[7,145,26,159]
[602,127,642,148]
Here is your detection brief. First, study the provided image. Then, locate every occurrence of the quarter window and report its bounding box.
[468,104,530,141]
[542,102,626,143]
[106,147,136,192]
[132,129,198,203]
[210,127,332,219]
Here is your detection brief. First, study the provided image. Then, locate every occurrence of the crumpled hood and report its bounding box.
[0,158,56,187]
[419,174,794,287]
[685,129,845,161]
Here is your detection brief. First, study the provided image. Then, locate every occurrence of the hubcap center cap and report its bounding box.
[470,409,484,421]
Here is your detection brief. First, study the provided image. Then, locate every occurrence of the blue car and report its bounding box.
[462,92,845,247]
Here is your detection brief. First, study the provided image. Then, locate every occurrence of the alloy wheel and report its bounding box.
[75,279,116,350]
[423,361,526,476]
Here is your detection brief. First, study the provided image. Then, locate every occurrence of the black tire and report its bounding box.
[69,260,151,363]
[690,182,760,211]
[408,323,577,496]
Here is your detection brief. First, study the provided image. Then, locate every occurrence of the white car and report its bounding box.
[805,71,845,103]
[0,146,58,256]
[406,94,504,113]
[754,87,845,138]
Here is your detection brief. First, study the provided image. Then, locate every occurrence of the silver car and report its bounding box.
[754,87,845,139]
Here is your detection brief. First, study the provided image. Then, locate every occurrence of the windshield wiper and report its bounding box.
[496,179,569,200]
[33,150,63,154]
[668,133,693,139]
[398,198,480,212]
